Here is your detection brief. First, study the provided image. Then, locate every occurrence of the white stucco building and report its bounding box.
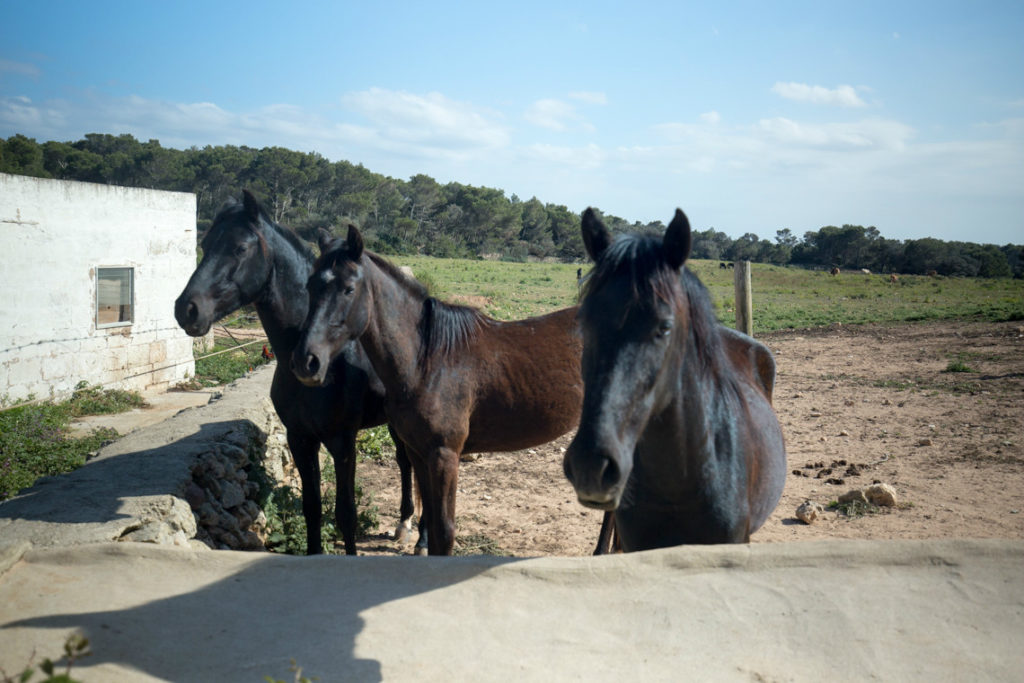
[0,173,197,405]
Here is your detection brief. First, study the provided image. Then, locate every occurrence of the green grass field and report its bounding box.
[392,256,1024,333]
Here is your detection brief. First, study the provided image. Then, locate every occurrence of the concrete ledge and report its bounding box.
[0,540,31,577]
[0,539,1021,681]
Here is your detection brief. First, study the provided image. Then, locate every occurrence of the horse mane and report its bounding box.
[581,233,724,372]
[329,249,492,367]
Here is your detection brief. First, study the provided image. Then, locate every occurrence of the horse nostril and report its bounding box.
[185,301,198,324]
[304,353,320,377]
[599,455,621,491]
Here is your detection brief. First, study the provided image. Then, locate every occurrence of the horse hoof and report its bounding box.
[394,520,414,545]
[414,545,429,557]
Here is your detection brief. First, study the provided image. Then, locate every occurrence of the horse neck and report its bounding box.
[357,257,425,395]
[251,227,313,356]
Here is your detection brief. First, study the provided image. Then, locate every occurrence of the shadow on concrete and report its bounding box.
[4,545,507,682]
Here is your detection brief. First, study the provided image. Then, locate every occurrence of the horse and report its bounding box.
[292,226,585,555]
[830,266,840,276]
[563,208,787,551]
[174,190,419,555]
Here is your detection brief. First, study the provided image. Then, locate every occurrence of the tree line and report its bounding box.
[2,133,1020,277]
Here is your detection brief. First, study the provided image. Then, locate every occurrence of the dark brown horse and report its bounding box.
[174,191,418,555]
[563,208,786,551]
[292,227,584,555]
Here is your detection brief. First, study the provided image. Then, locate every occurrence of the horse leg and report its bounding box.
[287,431,323,555]
[391,426,417,545]
[426,447,460,555]
[323,433,359,556]
[409,452,432,556]
[593,511,616,555]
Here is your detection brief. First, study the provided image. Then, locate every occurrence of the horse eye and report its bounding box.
[344,285,355,295]
[657,320,673,337]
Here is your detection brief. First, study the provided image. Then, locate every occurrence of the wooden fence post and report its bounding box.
[734,260,753,336]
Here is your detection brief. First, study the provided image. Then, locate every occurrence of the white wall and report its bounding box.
[0,173,197,404]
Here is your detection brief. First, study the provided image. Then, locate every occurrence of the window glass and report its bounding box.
[97,267,133,327]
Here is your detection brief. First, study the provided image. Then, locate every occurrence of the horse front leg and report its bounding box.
[287,431,323,555]
[425,446,460,555]
[594,511,617,555]
[323,433,359,556]
[391,427,417,545]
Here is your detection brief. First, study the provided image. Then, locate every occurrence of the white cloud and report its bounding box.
[771,82,867,108]
[340,87,509,151]
[755,117,913,150]
[523,98,596,134]
[568,91,608,105]
[0,59,40,78]
[700,111,721,125]
[521,142,605,169]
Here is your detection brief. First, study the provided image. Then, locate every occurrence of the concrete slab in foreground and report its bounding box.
[1,538,1021,682]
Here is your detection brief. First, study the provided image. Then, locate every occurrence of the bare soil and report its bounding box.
[355,320,1024,556]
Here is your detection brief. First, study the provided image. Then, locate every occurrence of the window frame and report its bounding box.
[95,266,135,329]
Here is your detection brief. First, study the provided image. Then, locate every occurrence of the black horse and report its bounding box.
[564,208,787,551]
[175,191,419,555]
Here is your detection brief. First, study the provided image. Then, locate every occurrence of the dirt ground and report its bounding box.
[353,320,1024,556]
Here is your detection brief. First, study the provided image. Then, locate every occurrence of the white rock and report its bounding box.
[796,500,824,524]
[865,483,898,507]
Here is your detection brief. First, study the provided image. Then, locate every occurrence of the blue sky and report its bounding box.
[2,1,1022,245]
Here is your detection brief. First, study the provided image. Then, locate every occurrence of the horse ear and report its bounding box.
[242,190,261,221]
[346,224,364,260]
[663,209,692,270]
[317,228,333,253]
[581,208,612,262]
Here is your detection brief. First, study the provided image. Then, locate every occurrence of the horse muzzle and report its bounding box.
[174,294,212,337]
[563,438,626,511]
[290,347,329,387]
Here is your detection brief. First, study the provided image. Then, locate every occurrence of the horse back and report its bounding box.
[716,327,786,532]
[719,326,776,402]
[461,307,583,453]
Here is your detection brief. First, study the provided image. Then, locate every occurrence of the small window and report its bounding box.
[96,267,134,328]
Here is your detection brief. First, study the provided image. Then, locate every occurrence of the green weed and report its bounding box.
[0,393,124,501]
[194,342,271,386]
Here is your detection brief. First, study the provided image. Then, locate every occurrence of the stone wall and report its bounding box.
[182,395,307,551]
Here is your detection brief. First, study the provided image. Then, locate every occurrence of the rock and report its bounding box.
[865,483,898,507]
[220,480,246,510]
[796,501,824,524]
[838,489,868,505]
[917,438,932,447]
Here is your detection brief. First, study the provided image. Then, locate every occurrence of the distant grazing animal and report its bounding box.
[889,273,899,284]
[830,267,840,276]
[861,268,871,274]
[719,262,728,270]
[927,270,938,277]
[564,208,787,550]
[174,191,418,555]
[292,226,588,555]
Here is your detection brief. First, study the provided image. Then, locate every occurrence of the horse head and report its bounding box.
[174,190,275,336]
[563,208,692,510]
[292,224,371,386]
